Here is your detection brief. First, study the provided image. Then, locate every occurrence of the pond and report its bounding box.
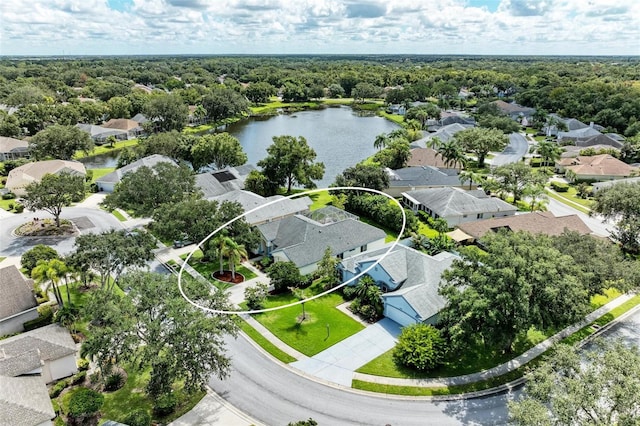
[224,105,399,187]
[80,106,400,187]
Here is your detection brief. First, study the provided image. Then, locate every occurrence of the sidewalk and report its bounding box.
[169,389,263,426]
[353,293,635,387]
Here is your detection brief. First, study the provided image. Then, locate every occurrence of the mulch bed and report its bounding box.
[212,270,245,284]
[14,218,77,237]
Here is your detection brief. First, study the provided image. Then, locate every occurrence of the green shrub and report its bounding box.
[89,371,101,384]
[120,409,152,426]
[49,380,68,398]
[70,371,87,386]
[24,306,54,331]
[550,181,569,192]
[342,285,358,300]
[393,323,446,372]
[14,203,24,213]
[68,387,104,418]
[77,358,90,371]
[104,372,125,391]
[2,192,16,200]
[529,157,543,167]
[21,244,59,275]
[153,392,177,417]
[8,202,13,210]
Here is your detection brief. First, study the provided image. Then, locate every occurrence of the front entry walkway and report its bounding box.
[290,318,401,386]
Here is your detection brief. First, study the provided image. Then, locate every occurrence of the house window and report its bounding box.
[360,244,367,252]
[477,213,483,219]
[337,253,344,259]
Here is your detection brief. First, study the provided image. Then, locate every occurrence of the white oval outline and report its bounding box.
[178,186,406,315]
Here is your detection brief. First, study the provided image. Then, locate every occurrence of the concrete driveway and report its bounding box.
[290,318,401,386]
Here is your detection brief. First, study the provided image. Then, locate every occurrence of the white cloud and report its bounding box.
[0,0,637,55]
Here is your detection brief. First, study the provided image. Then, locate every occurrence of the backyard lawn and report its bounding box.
[252,284,364,356]
[88,167,115,182]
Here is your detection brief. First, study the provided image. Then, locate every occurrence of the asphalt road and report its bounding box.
[545,197,612,238]
[209,335,512,426]
[490,133,529,166]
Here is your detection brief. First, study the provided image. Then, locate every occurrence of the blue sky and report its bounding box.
[1,0,638,56]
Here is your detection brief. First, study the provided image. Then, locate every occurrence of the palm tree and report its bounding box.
[373,133,389,151]
[426,136,442,150]
[223,239,248,280]
[213,235,233,274]
[32,259,68,307]
[458,170,483,190]
[537,140,563,168]
[437,140,466,168]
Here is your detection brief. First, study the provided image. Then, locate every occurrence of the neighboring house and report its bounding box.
[454,211,592,242]
[212,189,312,226]
[411,123,473,148]
[339,244,459,327]
[592,177,640,193]
[402,187,517,227]
[188,105,207,126]
[560,144,620,158]
[0,324,77,384]
[555,154,638,181]
[557,126,602,144]
[492,100,535,120]
[0,136,30,161]
[95,154,175,192]
[575,133,624,150]
[0,265,38,336]
[542,115,589,137]
[384,166,471,197]
[406,148,455,169]
[102,118,145,139]
[195,165,256,199]
[6,160,86,196]
[388,104,406,115]
[76,123,128,144]
[131,113,149,124]
[0,375,56,426]
[257,206,386,275]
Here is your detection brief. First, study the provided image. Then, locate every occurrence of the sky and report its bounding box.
[1,0,639,57]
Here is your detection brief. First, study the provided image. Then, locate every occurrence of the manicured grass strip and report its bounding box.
[88,167,115,182]
[75,139,139,159]
[0,257,5,263]
[239,319,297,364]
[308,190,333,211]
[253,290,364,356]
[111,210,127,222]
[359,216,398,243]
[378,111,405,125]
[544,188,591,214]
[179,250,257,290]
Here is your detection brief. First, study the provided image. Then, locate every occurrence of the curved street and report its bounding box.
[209,335,512,426]
[489,132,529,166]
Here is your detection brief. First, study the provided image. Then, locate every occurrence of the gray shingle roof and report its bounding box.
[0,136,28,153]
[387,166,466,188]
[0,376,55,426]
[195,165,256,199]
[261,208,386,268]
[404,187,516,217]
[211,190,312,225]
[0,265,37,320]
[96,154,176,184]
[342,245,458,321]
[0,349,42,377]
[0,324,76,361]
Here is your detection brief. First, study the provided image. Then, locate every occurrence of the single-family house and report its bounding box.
[592,177,640,193]
[557,126,602,144]
[76,123,128,144]
[492,100,535,121]
[339,244,459,327]
[384,166,472,197]
[195,165,256,199]
[101,118,145,139]
[0,136,30,161]
[257,206,386,275]
[388,104,407,115]
[0,265,39,336]
[455,211,592,242]
[406,148,457,169]
[6,160,86,196]
[0,376,56,426]
[560,144,620,158]
[402,187,517,227]
[212,190,312,226]
[411,123,473,149]
[95,154,175,192]
[131,113,149,124]
[0,324,77,384]
[555,154,638,181]
[575,133,624,150]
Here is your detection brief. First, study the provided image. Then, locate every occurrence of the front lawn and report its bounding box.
[180,250,257,290]
[252,284,364,356]
[88,167,115,182]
